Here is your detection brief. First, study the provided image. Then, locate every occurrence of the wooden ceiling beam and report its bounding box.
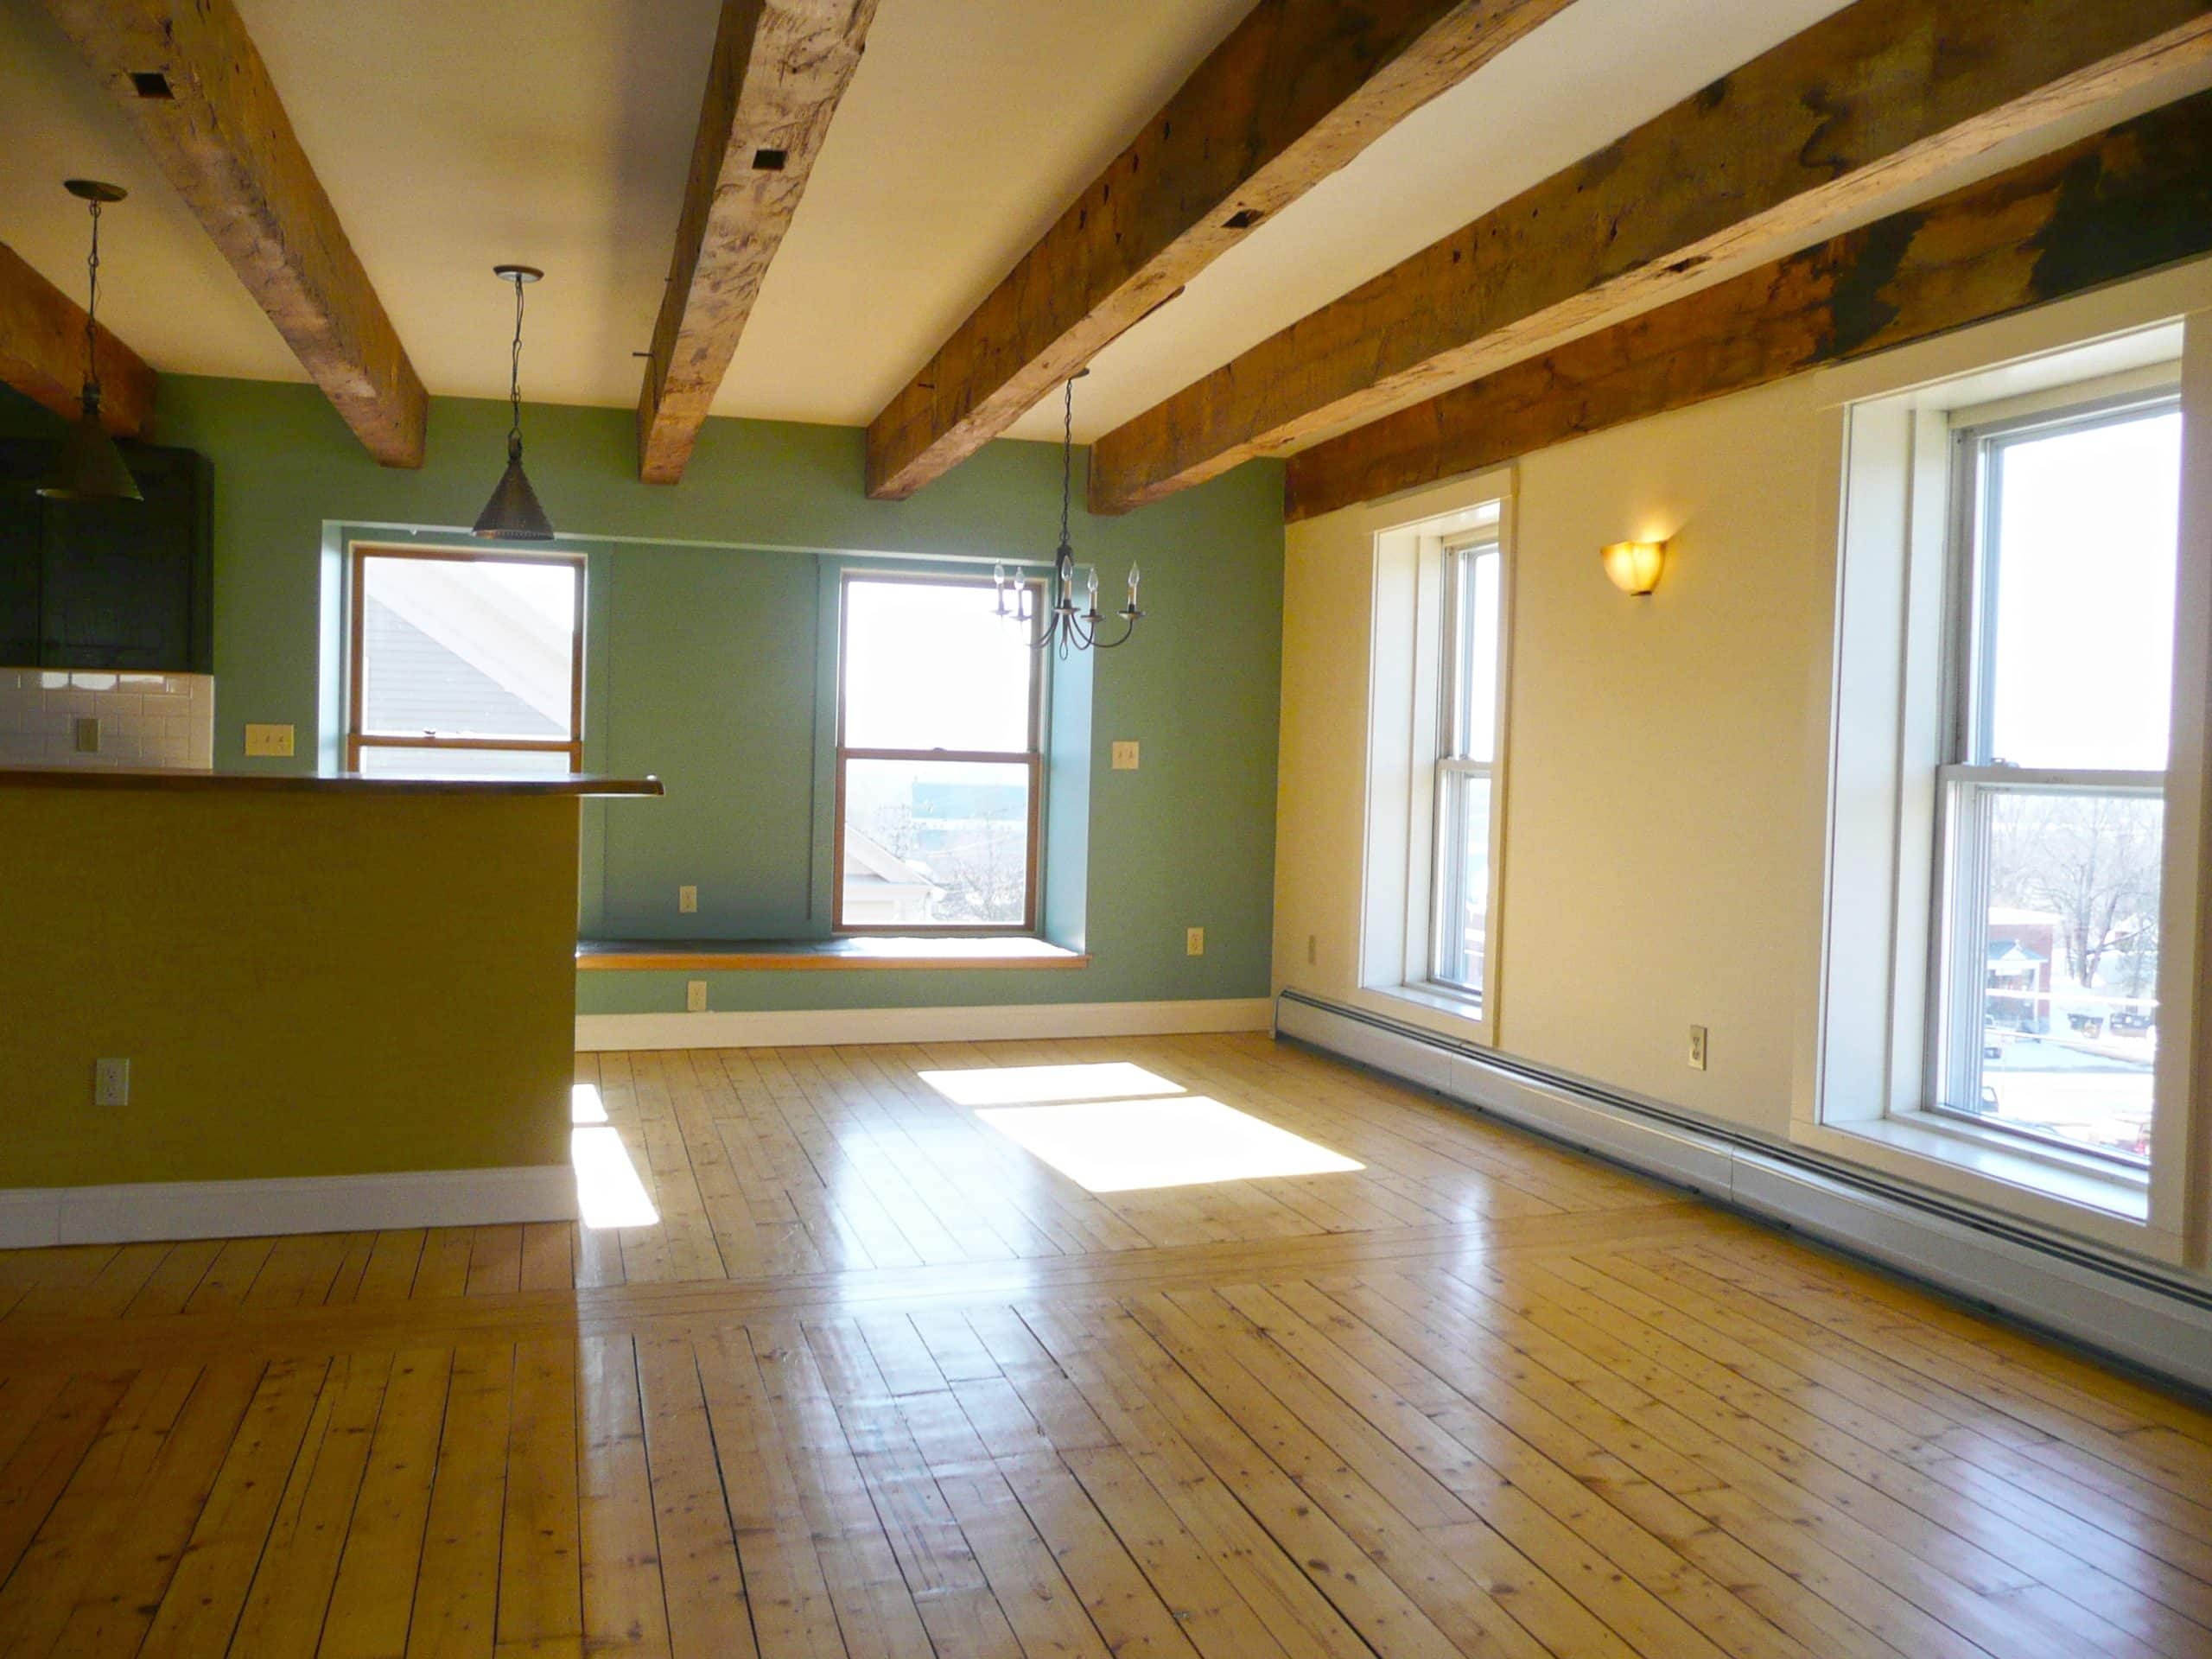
[1092,0,2212,514]
[0,238,157,435]
[1283,89,2212,521]
[36,0,426,467]
[638,0,879,484]
[862,0,1577,502]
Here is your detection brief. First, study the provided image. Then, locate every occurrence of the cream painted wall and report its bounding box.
[1277,257,2212,1158]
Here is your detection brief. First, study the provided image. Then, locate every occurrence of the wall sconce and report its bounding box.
[1602,539,1668,596]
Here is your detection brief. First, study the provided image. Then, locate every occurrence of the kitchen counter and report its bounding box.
[0,766,663,796]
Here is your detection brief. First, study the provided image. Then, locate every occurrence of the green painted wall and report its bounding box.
[11,378,1285,1014]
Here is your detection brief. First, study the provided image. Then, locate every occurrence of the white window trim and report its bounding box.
[1809,311,2208,1263]
[1356,486,1514,1048]
[1923,392,2178,1162]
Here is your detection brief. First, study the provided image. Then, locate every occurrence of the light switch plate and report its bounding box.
[1186,926,1205,957]
[94,1057,130,1107]
[686,980,708,1014]
[679,885,698,914]
[245,722,296,758]
[73,716,100,753]
[1111,741,1140,771]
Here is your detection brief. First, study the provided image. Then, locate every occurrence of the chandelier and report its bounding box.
[995,372,1142,656]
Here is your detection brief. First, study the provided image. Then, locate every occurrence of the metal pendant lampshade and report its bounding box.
[474,432,552,540]
[38,180,141,504]
[474,264,553,541]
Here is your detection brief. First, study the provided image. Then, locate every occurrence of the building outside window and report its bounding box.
[835,572,1044,931]
[348,545,583,774]
[1930,396,2182,1163]
[1430,531,1503,1004]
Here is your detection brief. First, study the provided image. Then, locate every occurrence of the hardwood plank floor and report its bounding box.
[0,1033,2206,1656]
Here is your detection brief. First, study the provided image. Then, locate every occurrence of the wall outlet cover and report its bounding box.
[93,1057,130,1107]
[679,885,698,914]
[1111,741,1140,771]
[244,722,295,758]
[1688,1025,1709,1071]
[686,980,708,1013]
[1186,926,1205,957]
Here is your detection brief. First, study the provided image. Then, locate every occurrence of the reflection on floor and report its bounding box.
[1,1032,2209,1658]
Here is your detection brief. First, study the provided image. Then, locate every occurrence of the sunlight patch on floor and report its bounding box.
[977,1096,1362,1192]
[571,1125,658,1228]
[571,1082,608,1124]
[918,1062,1187,1107]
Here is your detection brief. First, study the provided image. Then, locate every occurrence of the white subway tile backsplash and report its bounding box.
[0,669,214,771]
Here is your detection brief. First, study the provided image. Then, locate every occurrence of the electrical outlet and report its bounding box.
[244,722,295,758]
[93,1057,130,1107]
[678,885,698,914]
[1688,1025,1708,1071]
[73,715,100,753]
[686,980,708,1014]
[1306,933,1318,966]
[1111,741,1140,771]
[1186,926,1205,957]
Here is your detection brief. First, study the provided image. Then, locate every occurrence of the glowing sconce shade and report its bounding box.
[1601,539,1667,596]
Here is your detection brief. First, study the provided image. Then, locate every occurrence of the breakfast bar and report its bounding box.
[0,767,659,1241]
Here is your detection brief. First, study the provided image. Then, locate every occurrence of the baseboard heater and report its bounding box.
[1275,988,2212,1397]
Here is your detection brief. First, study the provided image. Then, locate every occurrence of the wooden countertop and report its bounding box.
[0,766,664,797]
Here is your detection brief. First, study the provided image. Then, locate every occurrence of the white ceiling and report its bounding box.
[3,0,2204,450]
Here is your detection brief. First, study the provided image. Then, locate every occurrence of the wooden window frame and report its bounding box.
[347,542,586,772]
[833,569,1046,935]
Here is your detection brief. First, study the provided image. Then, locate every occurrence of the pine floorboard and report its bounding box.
[0,1032,2206,1656]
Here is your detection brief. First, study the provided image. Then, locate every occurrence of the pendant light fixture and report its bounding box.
[38,180,141,504]
[473,264,554,540]
[992,371,1143,657]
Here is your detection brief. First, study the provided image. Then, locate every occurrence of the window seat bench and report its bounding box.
[575,937,1089,972]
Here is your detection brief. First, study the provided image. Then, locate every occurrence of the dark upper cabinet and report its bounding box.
[0,438,213,672]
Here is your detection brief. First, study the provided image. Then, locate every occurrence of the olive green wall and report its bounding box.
[0,787,578,1185]
[42,377,1284,1015]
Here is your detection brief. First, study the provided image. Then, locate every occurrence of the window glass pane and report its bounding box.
[1983,410,2179,769]
[1432,769,1491,995]
[1955,786,2160,1160]
[360,556,577,740]
[843,758,1029,926]
[1458,548,1500,763]
[843,580,1033,753]
[356,745,573,777]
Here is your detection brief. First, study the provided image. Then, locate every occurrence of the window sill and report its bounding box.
[576,936,1089,972]
[1813,1111,2147,1224]
[1349,982,1491,1045]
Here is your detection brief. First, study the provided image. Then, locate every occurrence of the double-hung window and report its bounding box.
[1429,532,1503,1001]
[348,545,584,774]
[1929,396,2182,1163]
[835,572,1044,931]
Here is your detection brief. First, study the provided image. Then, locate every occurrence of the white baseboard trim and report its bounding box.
[575,996,1274,1052]
[0,1164,577,1249]
[1277,990,2212,1395]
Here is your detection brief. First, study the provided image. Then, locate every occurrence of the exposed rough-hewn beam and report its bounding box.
[1283,90,2212,522]
[639,0,879,484]
[0,238,157,435]
[36,0,427,467]
[863,0,1576,502]
[1096,0,2212,514]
